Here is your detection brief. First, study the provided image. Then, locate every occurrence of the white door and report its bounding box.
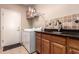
[1,8,21,47]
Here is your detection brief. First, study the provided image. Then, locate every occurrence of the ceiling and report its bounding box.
[20,4,36,7]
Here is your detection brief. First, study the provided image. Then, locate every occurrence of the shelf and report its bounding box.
[26,13,39,19]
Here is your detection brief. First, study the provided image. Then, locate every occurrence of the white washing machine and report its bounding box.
[22,28,41,53]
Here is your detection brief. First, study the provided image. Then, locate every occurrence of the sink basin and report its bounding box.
[52,32,62,34]
[52,31,79,35]
[61,32,79,35]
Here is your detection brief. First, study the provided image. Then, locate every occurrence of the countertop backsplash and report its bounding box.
[45,14,79,30]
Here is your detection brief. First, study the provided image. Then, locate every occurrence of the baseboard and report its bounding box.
[3,43,22,51]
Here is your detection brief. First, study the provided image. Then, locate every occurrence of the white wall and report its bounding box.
[0,4,32,29]
[32,4,79,28]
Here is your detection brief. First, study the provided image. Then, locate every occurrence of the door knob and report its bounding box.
[17,27,20,31]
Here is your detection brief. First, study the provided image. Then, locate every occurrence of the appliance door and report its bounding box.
[22,31,30,52]
[22,31,35,53]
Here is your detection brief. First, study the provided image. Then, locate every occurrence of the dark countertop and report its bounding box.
[36,31,79,39]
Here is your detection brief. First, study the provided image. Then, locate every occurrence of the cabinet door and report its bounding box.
[42,39,50,54]
[50,42,54,54]
[36,37,41,53]
[67,47,79,54]
[53,43,66,54]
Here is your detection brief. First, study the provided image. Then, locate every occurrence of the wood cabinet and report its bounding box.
[53,42,66,54]
[67,47,79,54]
[42,38,50,54]
[41,33,51,54]
[36,32,66,54]
[50,42,66,54]
[36,32,79,54]
[50,35,66,54]
[36,38,41,53]
[51,42,66,54]
[51,35,66,45]
[36,32,42,53]
[50,42,54,54]
[67,38,79,50]
[67,37,79,54]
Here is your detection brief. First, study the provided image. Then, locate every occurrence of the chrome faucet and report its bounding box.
[56,20,62,32]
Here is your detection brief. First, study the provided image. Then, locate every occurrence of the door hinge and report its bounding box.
[2,26,4,30]
[1,12,4,16]
[2,40,4,43]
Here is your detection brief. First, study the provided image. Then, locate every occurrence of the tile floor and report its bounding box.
[1,46,28,54]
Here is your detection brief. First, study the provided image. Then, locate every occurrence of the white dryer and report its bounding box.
[22,28,41,53]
